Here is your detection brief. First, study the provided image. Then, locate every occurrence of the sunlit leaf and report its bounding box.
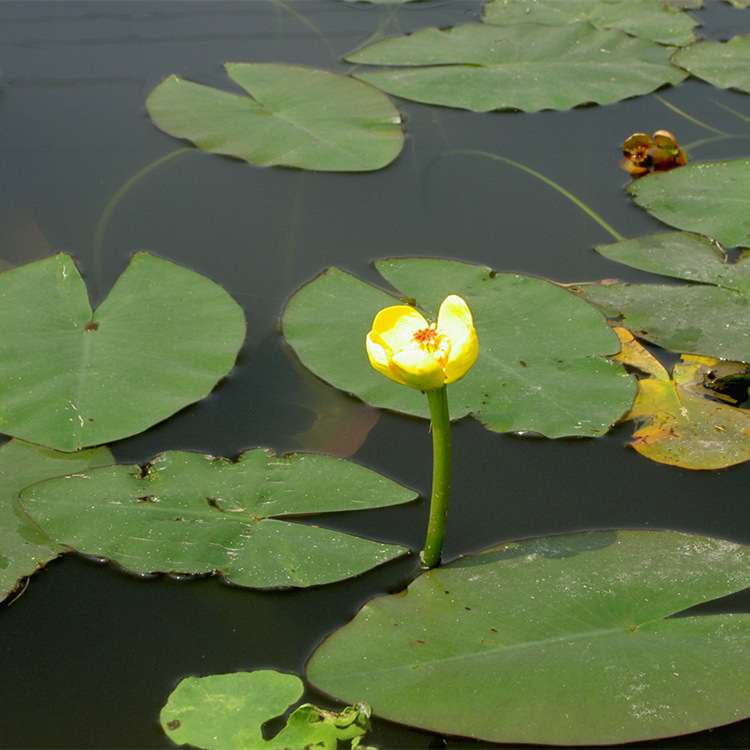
[147,63,404,172]
[18,449,414,588]
[0,253,245,451]
[282,258,635,438]
[347,23,687,112]
[628,158,750,248]
[672,35,750,93]
[577,232,750,362]
[611,328,750,469]
[161,671,372,750]
[0,439,113,602]
[482,0,699,46]
[161,671,302,750]
[308,529,750,746]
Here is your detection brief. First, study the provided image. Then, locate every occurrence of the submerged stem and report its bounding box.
[445,149,625,242]
[92,148,191,281]
[421,385,452,569]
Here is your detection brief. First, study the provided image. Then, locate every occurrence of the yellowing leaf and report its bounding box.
[613,328,750,469]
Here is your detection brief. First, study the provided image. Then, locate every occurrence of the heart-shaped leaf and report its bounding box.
[612,327,750,469]
[282,258,635,438]
[347,23,687,112]
[627,159,750,249]
[0,439,113,602]
[672,35,750,93]
[0,253,245,451]
[308,529,750,746]
[161,671,304,750]
[18,448,415,588]
[578,232,750,362]
[160,671,372,750]
[146,63,404,172]
[483,0,699,46]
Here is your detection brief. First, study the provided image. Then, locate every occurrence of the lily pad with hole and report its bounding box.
[0,253,245,452]
[308,529,750,746]
[282,258,635,438]
[672,35,750,93]
[0,439,113,602]
[146,63,404,172]
[577,232,750,362]
[482,0,699,46]
[347,22,687,112]
[18,448,414,588]
[627,159,750,249]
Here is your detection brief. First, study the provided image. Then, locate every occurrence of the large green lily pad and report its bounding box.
[147,63,404,172]
[578,232,750,362]
[0,253,245,451]
[672,35,750,93]
[0,439,113,602]
[308,529,750,746]
[18,448,414,588]
[347,22,687,112]
[482,0,699,46]
[627,159,750,249]
[282,258,635,438]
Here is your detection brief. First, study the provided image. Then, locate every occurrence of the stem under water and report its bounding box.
[442,149,625,242]
[421,385,452,569]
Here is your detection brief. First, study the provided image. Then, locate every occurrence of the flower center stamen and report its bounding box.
[413,325,440,352]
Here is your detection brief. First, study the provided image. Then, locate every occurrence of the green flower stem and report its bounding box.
[421,385,452,569]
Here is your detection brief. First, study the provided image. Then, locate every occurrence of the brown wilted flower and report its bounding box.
[619,130,687,177]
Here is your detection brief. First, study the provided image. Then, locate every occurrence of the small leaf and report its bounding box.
[147,63,404,172]
[672,35,750,93]
[577,232,750,362]
[18,448,414,588]
[483,0,699,46]
[161,671,372,750]
[628,158,750,249]
[282,258,635,438]
[0,439,113,602]
[160,671,304,750]
[347,23,687,112]
[0,253,245,451]
[611,327,750,469]
[308,529,750,746]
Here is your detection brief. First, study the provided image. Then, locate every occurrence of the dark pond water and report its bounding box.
[2,1,750,748]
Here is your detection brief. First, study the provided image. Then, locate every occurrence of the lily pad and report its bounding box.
[307,529,750,746]
[627,159,750,249]
[577,232,750,362]
[146,63,404,172]
[0,253,245,451]
[611,328,750,469]
[347,22,687,112]
[0,439,113,602]
[18,448,414,588]
[282,258,635,438]
[161,670,371,750]
[482,0,699,47]
[672,35,750,93]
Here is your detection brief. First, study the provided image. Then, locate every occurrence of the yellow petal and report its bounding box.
[436,295,474,342]
[365,332,400,383]
[371,305,428,352]
[390,349,446,391]
[436,295,479,384]
[444,326,479,384]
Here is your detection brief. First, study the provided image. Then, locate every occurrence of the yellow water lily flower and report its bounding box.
[366,295,478,391]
